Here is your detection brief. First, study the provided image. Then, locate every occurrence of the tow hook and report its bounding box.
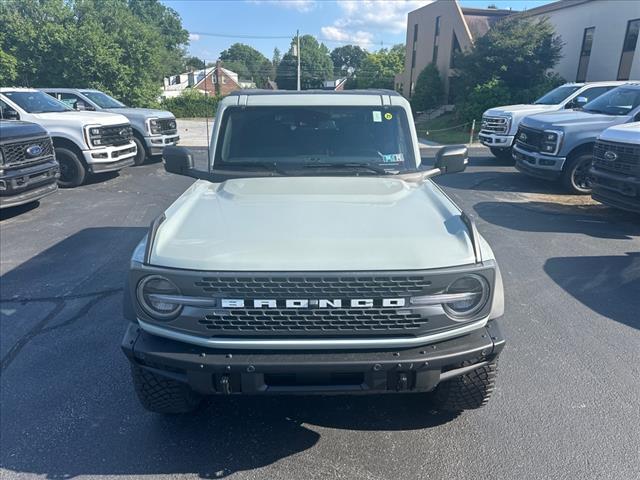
[396,373,409,391]
[219,375,232,394]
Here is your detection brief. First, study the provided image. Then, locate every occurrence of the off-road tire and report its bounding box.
[56,147,86,188]
[489,146,514,162]
[432,360,498,412]
[130,364,203,414]
[132,136,148,166]
[562,152,594,194]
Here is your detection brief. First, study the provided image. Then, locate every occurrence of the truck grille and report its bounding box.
[100,124,133,146]
[157,118,177,134]
[593,140,640,175]
[198,308,427,334]
[481,116,509,134]
[195,275,432,297]
[515,126,544,152]
[0,136,54,167]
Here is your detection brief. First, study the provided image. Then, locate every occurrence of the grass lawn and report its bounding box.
[414,112,478,145]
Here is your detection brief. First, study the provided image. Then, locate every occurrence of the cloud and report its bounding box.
[248,0,316,13]
[188,33,201,42]
[321,0,430,48]
[320,26,374,49]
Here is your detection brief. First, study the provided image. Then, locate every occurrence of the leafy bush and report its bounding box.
[160,89,221,118]
[410,63,444,112]
[457,78,512,124]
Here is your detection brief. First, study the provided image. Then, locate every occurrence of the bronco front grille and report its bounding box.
[195,276,432,297]
[0,136,54,167]
[593,140,640,175]
[199,308,427,334]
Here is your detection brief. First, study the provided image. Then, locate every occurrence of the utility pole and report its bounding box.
[296,29,301,91]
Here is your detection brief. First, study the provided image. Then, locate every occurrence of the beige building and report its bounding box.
[397,0,640,102]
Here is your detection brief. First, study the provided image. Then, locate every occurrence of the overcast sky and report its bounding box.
[163,0,553,63]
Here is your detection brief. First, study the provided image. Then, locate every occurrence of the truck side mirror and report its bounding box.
[574,96,588,108]
[163,146,195,177]
[2,108,19,120]
[435,145,468,174]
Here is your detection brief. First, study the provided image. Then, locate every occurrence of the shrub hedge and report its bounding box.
[160,89,221,118]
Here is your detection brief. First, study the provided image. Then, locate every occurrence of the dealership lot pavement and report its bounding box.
[1,149,639,480]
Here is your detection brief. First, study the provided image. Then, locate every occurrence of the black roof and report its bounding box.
[227,89,402,97]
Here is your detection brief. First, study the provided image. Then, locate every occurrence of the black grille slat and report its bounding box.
[593,140,640,175]
[199,308,427,333]
[99,124,133,146]
[1,136,54,167]
[515,126,544,152]
[195,276,432,297]
[157,118,177,134]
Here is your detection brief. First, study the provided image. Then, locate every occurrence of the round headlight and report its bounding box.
[136,275,182,320]
[442,275,489,320]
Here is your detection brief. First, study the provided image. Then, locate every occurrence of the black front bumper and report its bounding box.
[0,160,59,209]
[122,321,505,395]
[590,167,640,213]
[514,157,562,181]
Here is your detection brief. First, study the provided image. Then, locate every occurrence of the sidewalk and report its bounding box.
[177,118,213,147]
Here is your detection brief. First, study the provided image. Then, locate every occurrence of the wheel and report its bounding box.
[130,364,203,414]
[432,360,498,412]
[489,146,514,162]
[55,147,86,188]
[132,136,148,166]
[562,152,594,194]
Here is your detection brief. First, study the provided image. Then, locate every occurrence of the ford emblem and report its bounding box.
[603,151,618,161]
[520,132,527,141]
[119,128,129,137]
[25,145,44,157]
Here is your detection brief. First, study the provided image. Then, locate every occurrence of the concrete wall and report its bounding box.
[524,0,640,82]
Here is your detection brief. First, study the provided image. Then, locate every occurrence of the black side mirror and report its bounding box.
[163,146,195,177]
[435,145,468,174]
[3,109,19,120]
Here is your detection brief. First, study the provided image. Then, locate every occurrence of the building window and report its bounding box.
[413,24,418,42]
[411,50,416,68]
[432,16,441,64]
[576,27,595,82]
[450,32,461,68]
[618,18,640,81]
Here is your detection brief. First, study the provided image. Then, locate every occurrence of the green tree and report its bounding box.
[272,47,281,68]
[0,0,189,107]
[454,16,563,120]
[356,44,404,90]
[184,56,206,72]
[0,47,18,85]
[410,63,444,112]
[219,43,272,87]
[330,45,367,77]
[276,35,333,90]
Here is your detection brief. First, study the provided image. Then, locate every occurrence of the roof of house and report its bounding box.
[517,0,593,17]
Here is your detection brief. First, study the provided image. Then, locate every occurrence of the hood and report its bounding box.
[151,176,476,272]
[103,107,174,120]
[521,110,620,130]
[599,122,640,145]
[33,110,130,126]
[0,120,47,141]
[484,104,558,117]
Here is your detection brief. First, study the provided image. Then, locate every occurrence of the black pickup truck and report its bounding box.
[0,120,59,209]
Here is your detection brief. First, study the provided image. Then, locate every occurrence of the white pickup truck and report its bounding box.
[0,88,137,187]
[479,81,626,160]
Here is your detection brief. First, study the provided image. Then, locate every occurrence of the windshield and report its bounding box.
[583,87,640,116]
[214,106,416,174]
[81,90,126,108]
[2,90,71,113]
[534,85,582,105]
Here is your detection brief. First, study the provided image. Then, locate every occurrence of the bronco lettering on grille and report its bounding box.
[220,298,407,308]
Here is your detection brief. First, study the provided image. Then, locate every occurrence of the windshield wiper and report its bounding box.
[215,161,287,176]
[301,163,393,175]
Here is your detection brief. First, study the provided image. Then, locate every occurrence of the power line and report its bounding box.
[189,30,393,47]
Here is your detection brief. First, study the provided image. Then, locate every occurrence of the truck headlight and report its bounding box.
[541,130,563,155]
[84,125,103,149]
[442,275,490,320]
[147,118,162,135]
[136,275,182,320]
[0,148,4,165]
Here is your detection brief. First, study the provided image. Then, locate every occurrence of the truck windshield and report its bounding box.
[81,91,126,109]
[582,87,640,116]
[534,85,582,105]
[3,90,71,113]
[214,106,416,174]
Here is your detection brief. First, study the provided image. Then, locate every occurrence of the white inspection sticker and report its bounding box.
[372,111,382,122]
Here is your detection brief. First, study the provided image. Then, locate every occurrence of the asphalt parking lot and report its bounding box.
[1,148,639,480]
